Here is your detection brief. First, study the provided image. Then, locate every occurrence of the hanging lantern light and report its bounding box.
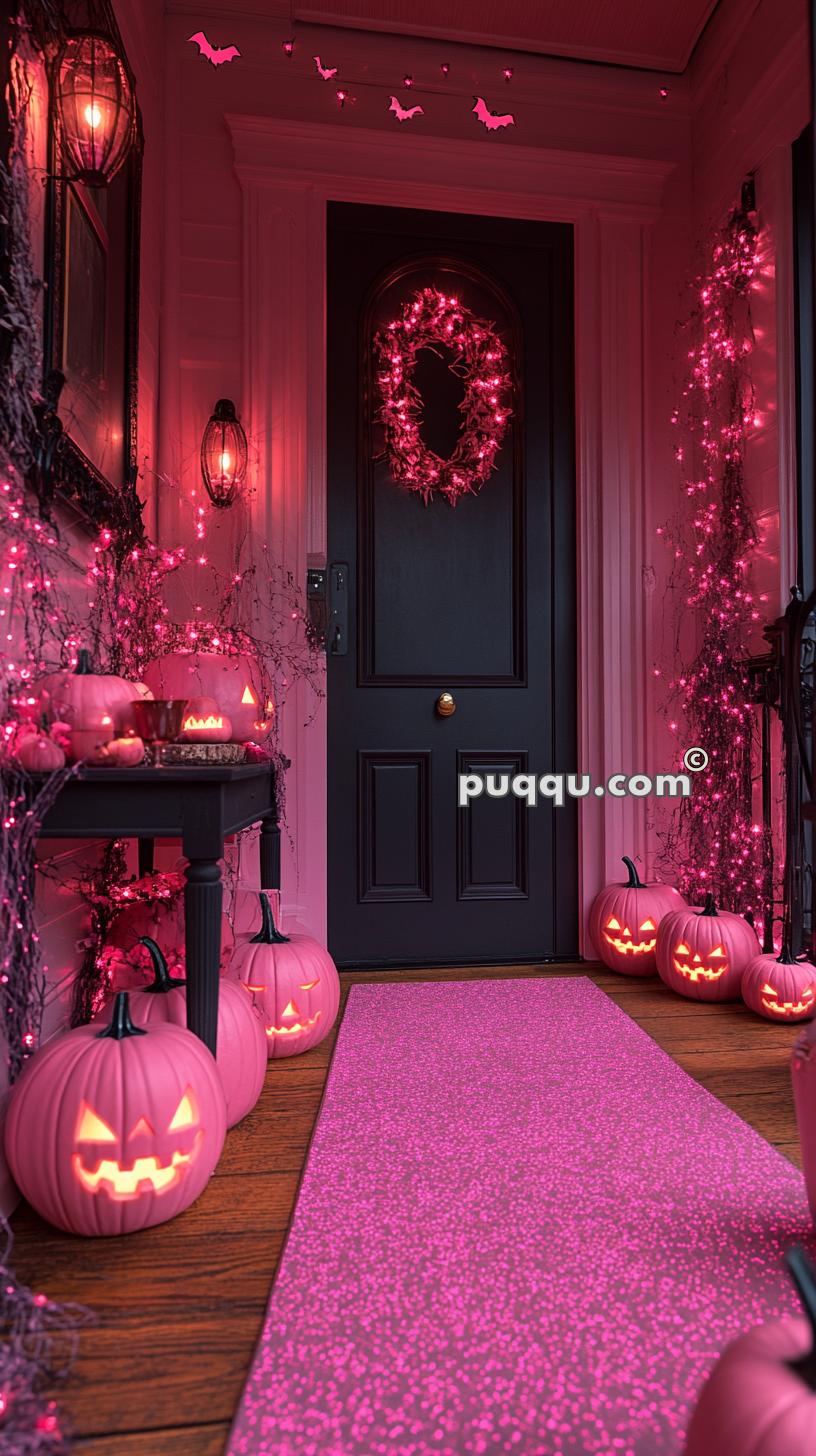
[200,399,247,508]
[54,32,136,188]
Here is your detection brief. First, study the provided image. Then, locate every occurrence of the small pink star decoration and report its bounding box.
[373,286,513,506]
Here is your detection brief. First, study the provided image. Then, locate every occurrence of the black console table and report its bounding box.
[38,763,278,1056]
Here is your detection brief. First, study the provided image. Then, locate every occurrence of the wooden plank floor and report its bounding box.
[10,963,804,1455]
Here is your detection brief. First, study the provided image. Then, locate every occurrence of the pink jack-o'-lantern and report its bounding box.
[742,945,816,1022]
[36,649,138,732]
[4,992,226,1236]
[179,696,232,743]
[589,856,685,976]
[103,938,266,1128]
[685,1246,816,1455]
[143,651,272,744]
[656,893,758,1002]
[230,893,339,1058]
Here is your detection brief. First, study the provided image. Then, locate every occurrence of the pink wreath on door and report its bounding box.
[373,286,513,506]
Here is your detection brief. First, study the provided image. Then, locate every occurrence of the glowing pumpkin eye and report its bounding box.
[76,1103,117,1143]
[128,1116,155,1139]
[761,982,776,996]
[806,988,815,1000]
[709,945,726,958]
[244,983,266,993]
[168,1089,197,1131]
[606,917,621,930]
[640,919,656,932]
[675,943,690,956]
[299,979,320,991]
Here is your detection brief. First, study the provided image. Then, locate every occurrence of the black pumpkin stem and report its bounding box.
[138,935,186,993]
[252,891,290,945]
[74,648,94,675]
[786,1246,816,1389]
[698,893,719,918]
[778,940,795,964]
[97,991,146,1040]
[621,856,645,889]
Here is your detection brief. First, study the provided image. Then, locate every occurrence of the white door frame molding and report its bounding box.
[228,113,674,948]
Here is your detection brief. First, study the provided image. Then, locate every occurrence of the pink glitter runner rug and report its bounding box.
[228,977,813,1456]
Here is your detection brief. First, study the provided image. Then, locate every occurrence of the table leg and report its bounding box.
[184,856,223,1056]
[260,815,280,890]
[138,837,155,877]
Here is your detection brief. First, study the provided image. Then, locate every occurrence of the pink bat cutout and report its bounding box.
[188,31,241,67]
[313,55,338,80]
[388,95,424,122]
[472,96,515,131]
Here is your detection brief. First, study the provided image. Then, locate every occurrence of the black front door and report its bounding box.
[327,202,577,967]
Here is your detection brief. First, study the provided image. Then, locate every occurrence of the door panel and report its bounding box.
[328,202,577,967]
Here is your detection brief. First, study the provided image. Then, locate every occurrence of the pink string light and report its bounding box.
[657,203,770,922]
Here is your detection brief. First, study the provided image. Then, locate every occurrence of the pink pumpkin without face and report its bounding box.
[37,648,138,733]
[589,856,685,975]
[656,893,758,1002]
[685,1247,816,1456]
[5,993,226,1236]
[231,893,339,1058]
[742,949,816,1022]
[97,938,266,1128]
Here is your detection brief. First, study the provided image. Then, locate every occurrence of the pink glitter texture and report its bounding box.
[228,978,814,1455]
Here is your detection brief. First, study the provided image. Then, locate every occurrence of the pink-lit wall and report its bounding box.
[0,0,166,1215]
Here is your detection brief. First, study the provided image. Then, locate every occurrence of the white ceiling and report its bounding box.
[167,0,723,72]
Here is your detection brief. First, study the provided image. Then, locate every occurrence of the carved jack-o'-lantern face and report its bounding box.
[759,981,816,1019]
[603,915,657,958]
[72,1089,203,1201]
[672,941,728,983]
[243,977,323,1040]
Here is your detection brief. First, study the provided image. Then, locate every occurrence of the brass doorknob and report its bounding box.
[436,691,456,717]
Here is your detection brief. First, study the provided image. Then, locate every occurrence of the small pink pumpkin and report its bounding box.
[230,893,339,1058]
[589,856,685,976]
[4,992,226,1236]
[102,938,266,1128]
[13,728,65,773]
[742,946,816,1022]
[685,1246,816,1455]
[93,735,146,767]
[656,894,758,1001]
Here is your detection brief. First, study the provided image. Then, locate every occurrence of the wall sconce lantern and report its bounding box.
[54,32,136,187]
[200,399,247,508]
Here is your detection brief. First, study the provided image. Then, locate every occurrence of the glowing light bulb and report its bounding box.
[84,103,102,128]
[218,450,232,476]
